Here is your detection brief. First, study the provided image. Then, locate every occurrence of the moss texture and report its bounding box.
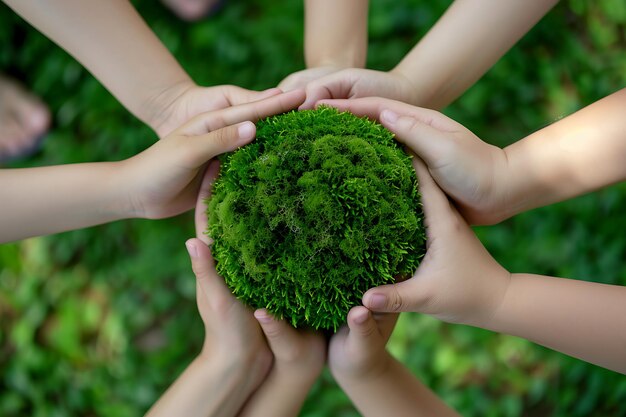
[206,107,426,330]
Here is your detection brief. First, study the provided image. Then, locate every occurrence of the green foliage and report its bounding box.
[208,108,426,330]
[1,0,626,416]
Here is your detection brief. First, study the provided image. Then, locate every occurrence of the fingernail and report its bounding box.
[353,309,369,325]
[367,293,388,310]
[238,122,255,140]
[381,109,399,124]
[185,240,198,258]
[254,309,272,323]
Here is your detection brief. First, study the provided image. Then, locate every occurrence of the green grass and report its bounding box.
[1,0,625,416]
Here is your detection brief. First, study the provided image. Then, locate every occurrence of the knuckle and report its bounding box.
[262,322,283,340]
[389,289,406,312]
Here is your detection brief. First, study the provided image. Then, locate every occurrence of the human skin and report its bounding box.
[299,0,558,109]
[2,0,281,138]
[0,90,305,243]
[328,307,460,417]
[0,75,51,160]
[278,0,368,92]
[321,90,626,225]
[321,95,626,374]
[148,162,325,417]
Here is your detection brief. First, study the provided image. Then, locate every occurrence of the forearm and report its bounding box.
[500,88,626,220]
[304,0,368,68]
[238,369,318,417]
[3,0,192,130]
[393,0,558,109]
[0,163,130,243]
[485,273,626,374]
[147,356,251,417]
[335,355,459,417]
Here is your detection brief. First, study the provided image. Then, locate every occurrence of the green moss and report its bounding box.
[206,107,426,330]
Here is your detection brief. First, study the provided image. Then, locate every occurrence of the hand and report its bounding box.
[299,68,418,110]
[121,89,305,219]
[194,169,325,417]
[185,237,272,393]
[278,66,345,92]
[319,97,511,225]
[328,307,398,381]
[148,81,284,138]
[254,309,326,382]
[238,310,326,417]
[328,307,462,417]
[358,154,510,327]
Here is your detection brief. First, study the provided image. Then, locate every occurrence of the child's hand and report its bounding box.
[328,307,398,381]
[149,82,284,138]
[121,90,305,220]
[328,307,462,417]
[319,97,511,225]
[359,155,510,327]
[328,306,398,381]
[238,310,326,417]
[299,68,418,110]
[278,66,345,92]
[185,237,273,391]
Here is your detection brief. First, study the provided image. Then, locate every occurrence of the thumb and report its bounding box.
[300,71,353,110]
[254,309,300,357]
[186,238,232,301]
[194,160,220,244]
[380,109,455,167]
[224,86,282,106]
[184,121,256,167]
[362,279,426,313]
[346,306,383,346]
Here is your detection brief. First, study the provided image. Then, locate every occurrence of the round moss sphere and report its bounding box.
[206,107,426,330]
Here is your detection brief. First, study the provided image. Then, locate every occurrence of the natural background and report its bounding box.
[1,0,625,416]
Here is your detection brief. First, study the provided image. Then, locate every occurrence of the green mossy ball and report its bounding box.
[206,107,426,330]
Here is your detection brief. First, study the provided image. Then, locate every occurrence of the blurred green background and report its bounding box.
[1,0,625,415]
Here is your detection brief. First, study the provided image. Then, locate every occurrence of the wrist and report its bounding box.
[101,161,142,221]
[111,159,147,219]
[389,65,425,107]
[331,350,392,386]
[471,268,513,330]
[305,49,365,69]
[199,346,272,397]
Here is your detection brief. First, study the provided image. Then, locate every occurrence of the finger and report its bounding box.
[181,121,256,168]
[316,97,397,119]
[345,306,384,347]
[371,312,399,343]
[186,237,232,301]
[412,156,459,232]
[254,309,302,357]
[223,85,283,106]
[362,279,427,313]
[318,97,464,133]
[195,160,220,243]
[179,89,305,135]
[277,73,300,92]
[299,71,354,109]
[380,110,458,167]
